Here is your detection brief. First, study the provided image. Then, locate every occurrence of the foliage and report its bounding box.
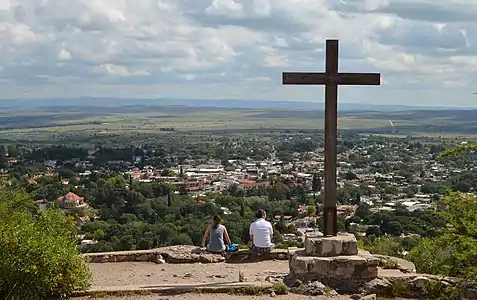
[439,144,477,158]
[407,191,477,280]
[356,203,444,238]
[0,188,91,299]
[361,236,404,257]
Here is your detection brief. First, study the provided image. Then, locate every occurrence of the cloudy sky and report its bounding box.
[0,0,476,106]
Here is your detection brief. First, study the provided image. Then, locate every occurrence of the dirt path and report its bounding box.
[89,260,412,288]
[89,261,290,287]
[76,294,350,300]
[82,262,413,299]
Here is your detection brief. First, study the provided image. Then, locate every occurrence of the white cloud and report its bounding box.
[0,0,476,106]
[98,64,149,77]
[205,0,243,17]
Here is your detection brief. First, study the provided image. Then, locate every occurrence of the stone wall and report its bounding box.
[83,245,292,264]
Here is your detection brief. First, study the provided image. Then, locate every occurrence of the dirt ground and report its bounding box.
[76,294,350,300]
[89,261,290,287]
[79,261,410,300]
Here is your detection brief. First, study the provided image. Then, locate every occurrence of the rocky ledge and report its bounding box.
[365,274,477,299]
[283,271,477,299]
[83,245,291,264]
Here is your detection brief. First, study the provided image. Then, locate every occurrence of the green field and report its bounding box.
[1,106,477,141]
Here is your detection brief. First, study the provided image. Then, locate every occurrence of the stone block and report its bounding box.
[305,233,358,257]
[289,253,379,282]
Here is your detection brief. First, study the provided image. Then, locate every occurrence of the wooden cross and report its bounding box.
[282,39,380,237]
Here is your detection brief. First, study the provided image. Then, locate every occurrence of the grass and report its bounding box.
[2,106,477,141]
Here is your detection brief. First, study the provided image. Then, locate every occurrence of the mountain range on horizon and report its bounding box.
[0,97,471,111]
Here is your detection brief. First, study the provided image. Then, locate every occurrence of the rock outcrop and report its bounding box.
[287,268,476,299]
[364,274,476,299]
[372,254,416,273]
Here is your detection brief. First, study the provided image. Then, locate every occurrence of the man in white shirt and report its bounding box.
[249,209,275,253]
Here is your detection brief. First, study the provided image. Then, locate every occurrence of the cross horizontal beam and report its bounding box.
[283,72,381,85]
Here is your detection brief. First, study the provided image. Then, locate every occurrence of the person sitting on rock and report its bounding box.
[201,215,232,253]
[249,209,275,254]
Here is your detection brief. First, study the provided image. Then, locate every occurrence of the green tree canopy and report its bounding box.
[0,188,91,299]
[407,190,477,280]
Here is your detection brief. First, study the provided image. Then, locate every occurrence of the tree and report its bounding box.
[226,183,244,197]
[351,191,361,205]
[267,182,290,201]
[119,213,137,224]
[419,181,441,194]
[306,205,316,215]
[344,171,358,180]
[312,173,321,199]
[0,145,6,169]
[171,234,193,245]
[299,186,307,204]
[365,226,382,237]
[406,185,418,198]
[155,225,176,245]
[167,190,173,207]
[382,220,403,236]
[355,203,371,219]
[136,238,154,250]
[6,144,19,157]
[0,188,91,299]
[117,235,135,250]
[240,199,246,217]
[179,185,188,196]
[407,191,477,279]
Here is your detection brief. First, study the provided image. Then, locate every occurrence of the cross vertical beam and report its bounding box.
[324,40,339,236]
[282,39,381,237]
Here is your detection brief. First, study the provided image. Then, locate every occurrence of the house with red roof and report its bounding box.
[238,179,270,189]
[57,192,87,209]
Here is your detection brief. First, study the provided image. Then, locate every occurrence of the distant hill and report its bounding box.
[0,97,465,112]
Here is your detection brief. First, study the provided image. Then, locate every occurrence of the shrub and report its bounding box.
[407,191,477,281]
[0,188,91,299]
[362,236,403,257]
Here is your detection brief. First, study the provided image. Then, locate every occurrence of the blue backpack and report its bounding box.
[225,244,239,252]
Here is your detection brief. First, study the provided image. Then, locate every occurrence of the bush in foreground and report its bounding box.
[0,188,91,299]
[407,191,477,280]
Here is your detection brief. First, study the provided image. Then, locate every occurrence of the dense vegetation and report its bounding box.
[61,176,302,252]
[0,188,91,299]
[408,190,477,280]
[361,189,477,283]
